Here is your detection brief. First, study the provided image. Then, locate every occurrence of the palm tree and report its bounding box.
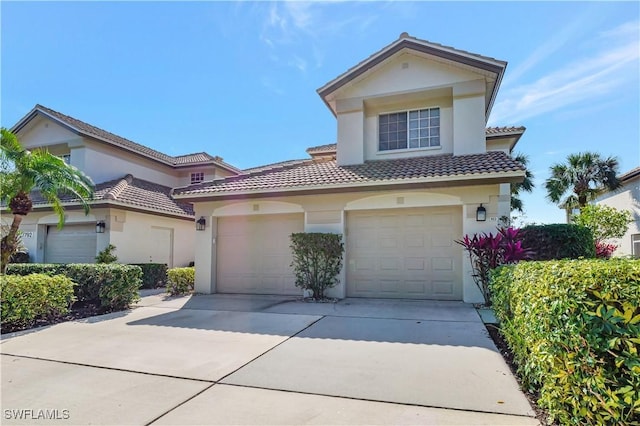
[1,128,94,272]
[545,152,621,211]
[511,153,534,213]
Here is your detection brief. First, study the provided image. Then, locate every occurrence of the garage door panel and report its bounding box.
[347,207,462,300]
[217,214,303,295]
[45,224,97,264]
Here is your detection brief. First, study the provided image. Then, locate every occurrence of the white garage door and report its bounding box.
[347,207,462,300]
[216,214,304,295]
[45,224,97,264]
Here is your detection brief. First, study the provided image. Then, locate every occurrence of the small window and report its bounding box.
[190,172,205,184]
[379,107,440,152]
[632,234,640,259]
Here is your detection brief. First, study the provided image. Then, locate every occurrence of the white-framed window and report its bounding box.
[632,234,640,259]
[190,172,205,184]
[379,107,440,151]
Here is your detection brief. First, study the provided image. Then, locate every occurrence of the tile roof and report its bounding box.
[619,166,640,182]
[242,159,311,174]
[16,105,240,173]
[303,127,525,156]
[175,151,525,197]
[28,174,194,217]
[485,126,526,136]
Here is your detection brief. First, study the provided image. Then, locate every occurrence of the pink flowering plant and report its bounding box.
[456,227,531,305]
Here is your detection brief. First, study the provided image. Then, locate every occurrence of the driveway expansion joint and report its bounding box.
[219,382,538,419]
[145,383,216,426]
[0,353,215,384]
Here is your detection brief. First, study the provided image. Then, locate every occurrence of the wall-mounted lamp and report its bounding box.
[196,216,206,231]
[476,204,487,222]
[96,220,106,233]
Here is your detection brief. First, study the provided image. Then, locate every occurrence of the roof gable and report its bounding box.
[11,105,240,174]
[318,33,506,120]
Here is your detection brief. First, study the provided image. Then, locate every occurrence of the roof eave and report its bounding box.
[173,170,525,203]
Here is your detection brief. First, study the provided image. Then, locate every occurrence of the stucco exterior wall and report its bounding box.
[12,208,194,267]
[192,184,503,303]
[596,176,640,256]
[331,52,489,167]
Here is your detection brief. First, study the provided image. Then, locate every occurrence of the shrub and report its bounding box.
[290,233,344,300]
[130,263,168,289]
[574,204,632,243]
[519,224,595,260]
[491,259,640,425]
[456,227,530,305]
[0,273,76,328]
[5,263,142,310]
[595,241,617,259]
[166,267,194,296]
[95,244,118,263]
[9,251,30,263]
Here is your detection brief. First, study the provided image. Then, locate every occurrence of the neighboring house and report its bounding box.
[173,33,527,303]
[595,167,640,257]
[6,104,240,267]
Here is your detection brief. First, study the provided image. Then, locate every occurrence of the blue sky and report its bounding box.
[2,1,638,224]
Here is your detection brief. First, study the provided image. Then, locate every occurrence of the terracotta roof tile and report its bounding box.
[24,105,240,173]
[175,151,525,197]
[485,126,526,136]
[242,159,310,174]
[28,175,194,217]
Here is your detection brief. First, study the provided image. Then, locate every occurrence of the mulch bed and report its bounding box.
[1,301,107,334]
[485,322,555,425]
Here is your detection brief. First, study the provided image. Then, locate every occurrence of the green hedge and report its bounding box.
[166,267,194,296]
[519,224,595,260]
[0,274,76,327]
[129,263,168,289]
[5,263,142,310]
[491,259,640,425]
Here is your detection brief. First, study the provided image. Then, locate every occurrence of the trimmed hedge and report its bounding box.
[166,267,195,296]
[491,259,640,425]
[519,224,595,260]
[0,274,76,327]
[5,263,142,310]
[129,263,168,289]
[290,232,344,300]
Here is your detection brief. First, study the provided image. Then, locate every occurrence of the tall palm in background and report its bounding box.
[545,152,621,212]
[1,128,94,272]
[511,153,534,213]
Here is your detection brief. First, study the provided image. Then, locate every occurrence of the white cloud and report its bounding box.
[490,20,639,126]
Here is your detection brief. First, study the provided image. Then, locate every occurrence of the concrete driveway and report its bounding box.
[1,293,539,425]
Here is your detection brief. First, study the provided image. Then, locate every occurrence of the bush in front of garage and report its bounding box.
[166,267,194,296]
[129,263,168,289]
[0,273,76,328]
[290,232,344,300]
[490,259,640,425]
[5,263,142,310]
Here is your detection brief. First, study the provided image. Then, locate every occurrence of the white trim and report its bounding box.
[378,106,441,152]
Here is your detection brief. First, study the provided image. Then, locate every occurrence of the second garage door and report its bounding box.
[347,207,462,300]
[44,224,97,264]
[216,214,304,295]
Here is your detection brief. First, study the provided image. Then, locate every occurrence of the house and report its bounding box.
[7,104,240,267]
[173,33,527,303]
[595,167,640,257]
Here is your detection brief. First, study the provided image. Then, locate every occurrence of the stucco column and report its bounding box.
[194,215,216,294]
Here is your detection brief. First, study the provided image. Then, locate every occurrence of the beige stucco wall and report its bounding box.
[192,184,504,303]
[13,207,194,267]
[596,176,640,256]
[331,51,490,167]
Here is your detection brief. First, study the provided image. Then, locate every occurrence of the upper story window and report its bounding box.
[379,107,440,151]
[190,172,205,184]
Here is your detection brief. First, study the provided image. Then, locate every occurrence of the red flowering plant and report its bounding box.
[595,241,617,259]
[456,227,531,305]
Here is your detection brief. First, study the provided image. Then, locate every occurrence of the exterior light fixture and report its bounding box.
[476,204,487,222]
[196,216,206,231]
[96,220,106,233]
